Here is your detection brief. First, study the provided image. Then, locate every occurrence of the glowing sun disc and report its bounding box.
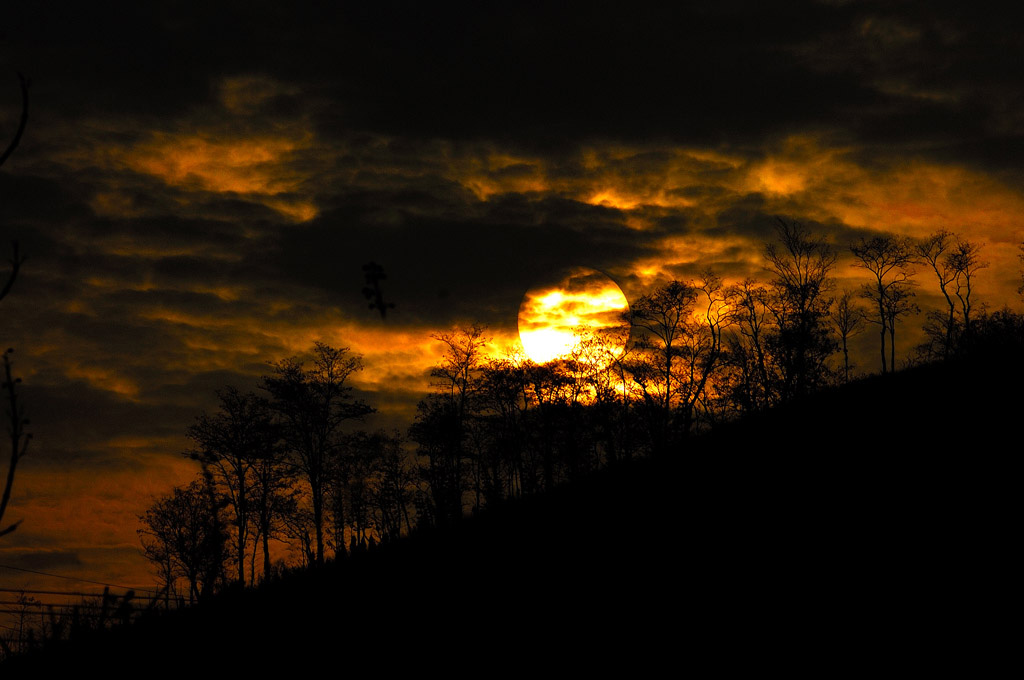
[518,267,630,364]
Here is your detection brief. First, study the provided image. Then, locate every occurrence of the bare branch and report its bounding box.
[0,241,24,303]
[1,349,31,538]
[0,73,29,169]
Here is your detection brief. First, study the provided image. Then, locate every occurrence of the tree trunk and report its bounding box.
[312,481,324,566]
[889,325,896,373]
[878,319,887,374]
[262,519,271,579]
[842,338,850,383]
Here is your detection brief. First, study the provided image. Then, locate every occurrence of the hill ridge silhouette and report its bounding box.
[4,353,1017,672]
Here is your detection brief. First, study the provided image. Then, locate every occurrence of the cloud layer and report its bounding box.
[1,2,1023,593]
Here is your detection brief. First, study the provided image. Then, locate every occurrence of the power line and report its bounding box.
[0,564,161,595]
[0,587,167,601]
[0,597,176,607]
[0,600,141,609]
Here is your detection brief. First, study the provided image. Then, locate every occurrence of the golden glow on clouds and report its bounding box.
[752,158,810,195]
[219,75,300,114]
[733,135,1024,244]
[452,149,550,200]
[126,133,308,195]
[518,268,630,364]
[443,136,1023,256]
[446,144,747,214]
[64,364,140,400]
[12,119,1024,594]
[71,128,319,222]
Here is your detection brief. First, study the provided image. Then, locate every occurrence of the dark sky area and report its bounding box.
[1,1,1022,589]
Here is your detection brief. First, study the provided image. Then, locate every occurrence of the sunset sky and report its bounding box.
[2,3,1023,593]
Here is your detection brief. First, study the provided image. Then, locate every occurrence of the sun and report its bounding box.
[517,267,631,364]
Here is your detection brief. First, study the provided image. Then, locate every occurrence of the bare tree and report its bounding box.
[627,280,697,452]
[186,388,280,586]
[830,290,865,382]
[0,73,29,168]
[0,349,31,538]
[248,434,296,582]
[764,219,837,399]
[916,230,958,357]
[368,431,416,541]
[138,480,228,604]
[409,325,488,526]
[725,278,773,411]
[917,231,986,357]
[0,73,30,539]
[948,238,986,344]
[0,249,27,539]
[260,343,374,565]
[628,280,696,410]
[850,235,916,373]
[680,271,731,432]
[1018,242,1024,301]
[882,283,919,369]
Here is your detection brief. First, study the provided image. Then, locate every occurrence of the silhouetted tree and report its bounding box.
[330,429,415,544]
[830,290,865,383]
[763,219,837,399]
[0,73,30,540]
[1018,242,1024,300]
[917,230,986,357]
[260,343,374,565]
[248,434,297,581]
[851,234,916,373]
[368,431,416,541]
[0,349,30,538]
[917,230,960,358]
[410,325,488,526]
[570,326,634,463]
[279,505,316,569]
[186,388,280,585]
[626,280,697,453]
[681,271,731,431]
[967,307,1024,357]
[138,480,228,604]
[882,282,919,369]
[476,354,532,499]
[723,279,773,412]
[947,238,986,347]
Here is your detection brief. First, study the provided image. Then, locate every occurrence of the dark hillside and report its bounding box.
[5,353,1018,673]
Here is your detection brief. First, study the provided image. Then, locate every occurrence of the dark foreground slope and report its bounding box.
[5,355,1018,673]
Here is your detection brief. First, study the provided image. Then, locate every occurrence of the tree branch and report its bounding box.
[0,349,31,537]
[0,73,29,169]
[0,241,24,303]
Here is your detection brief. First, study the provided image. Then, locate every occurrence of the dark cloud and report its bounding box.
[2,0,1022,592]
[0,173,91,227]
[19,381,193,469]
[7,2,1018,162]
[0,548,83,571]
[276,192,661,327]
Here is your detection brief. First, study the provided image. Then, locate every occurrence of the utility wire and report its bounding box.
[0,587,167,601]
[0,600,160,609]
[0,564,160,594]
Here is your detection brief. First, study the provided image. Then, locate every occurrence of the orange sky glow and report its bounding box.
[3,4,1024,602]
[5,125,1024,594]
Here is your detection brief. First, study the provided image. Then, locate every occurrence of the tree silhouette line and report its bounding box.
[133,217,1019,606]
[1,72,31,540]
